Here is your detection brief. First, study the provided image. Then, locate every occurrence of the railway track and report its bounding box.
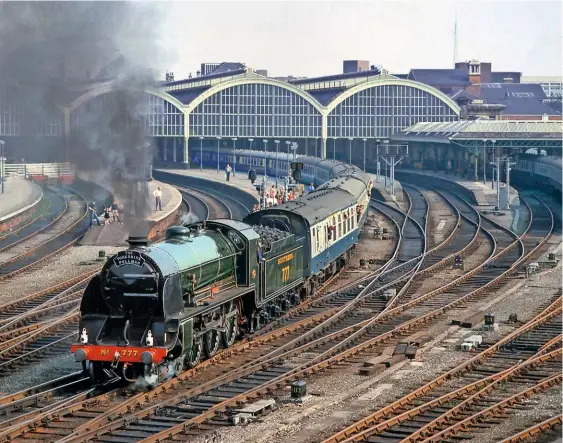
[0,192,54,252]
[181,186,232,219]
[0,186,555,442]
[0,187,535,443]
[0,188,89,282]
[0,198,418,443]
[499,414,562,443]
[0,272,97,377]
[0,271,95,329]
[0,372,91,428]
[162,177,253,220]
[321,296,562,443]
[48,195,550,443]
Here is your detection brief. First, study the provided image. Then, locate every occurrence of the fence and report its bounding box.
[5,163,75,179]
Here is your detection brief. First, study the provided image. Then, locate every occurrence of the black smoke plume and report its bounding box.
[0,2,174,234]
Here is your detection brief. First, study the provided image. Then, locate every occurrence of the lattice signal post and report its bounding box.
[379,143,409,197]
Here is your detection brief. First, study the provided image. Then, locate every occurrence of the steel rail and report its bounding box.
[178,188,210,220]
[0,275,92,333]
[185,185,233,219]
[167,178,254,215]
[0,194,53,253]
[0,190,89,281]
[418,371,562,443]
[0,191,69,268]
[60,190,528,442]
[321,298,562,443]
[7,189,556,442]
[126,207,548,443]
[339,341,562,443]
[321,204,556,443]
[499,414,563,442]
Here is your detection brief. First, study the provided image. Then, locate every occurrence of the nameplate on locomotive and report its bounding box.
[277,253,294,265]
[113,251,146,268]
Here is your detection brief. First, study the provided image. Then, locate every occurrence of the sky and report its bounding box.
[156,0,562,81]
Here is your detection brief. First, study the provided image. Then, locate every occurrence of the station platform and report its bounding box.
[0,178,43,231]
[79,180,182,247]
[156,168,402,203]
[158,168,261,200]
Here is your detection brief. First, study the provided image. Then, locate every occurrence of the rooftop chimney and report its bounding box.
[468,60,481,84]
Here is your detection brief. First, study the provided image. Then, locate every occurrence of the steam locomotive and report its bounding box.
[71,165,372,384]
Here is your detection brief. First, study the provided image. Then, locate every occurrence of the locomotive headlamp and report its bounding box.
[80,328,88,344]
[146,330,154,346]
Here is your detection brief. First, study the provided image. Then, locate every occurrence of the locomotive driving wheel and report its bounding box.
[203,329,220,357]
[221,303,238,348]
[185,335,203,368]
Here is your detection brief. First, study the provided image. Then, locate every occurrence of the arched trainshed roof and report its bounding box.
[68,82,186,114]
[185,73,325,115]
[325,76,461,115]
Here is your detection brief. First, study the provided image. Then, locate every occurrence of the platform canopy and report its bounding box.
[392,119,563,150]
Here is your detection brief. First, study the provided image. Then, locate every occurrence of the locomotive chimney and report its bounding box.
[126,235,150,249]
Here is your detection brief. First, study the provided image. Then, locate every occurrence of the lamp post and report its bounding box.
[0,140,5,194]
[216,136,222,173]
[248,138,254,171]
[482,139,487,184]
[383,139,389,185]
[362,138,367,172]
[375,138,381,181]
[285,141,291,176]
[333,137,337,160]
[348,137,353,165]
[274,140,280,185]
[291,142,298,162]
[262,139,268,178]
[199,137,203,171]
[490,139,496,189]
[231,137,237,176]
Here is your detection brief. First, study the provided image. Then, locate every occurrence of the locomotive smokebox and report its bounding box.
[126,235,149,249]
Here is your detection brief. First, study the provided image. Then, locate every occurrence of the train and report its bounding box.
[71,160,373,385]
[188,145,359,188]
[513,153,562,197]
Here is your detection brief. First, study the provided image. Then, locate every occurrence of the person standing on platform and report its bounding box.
[153,186,163,211]
[307,182,315,193]
[89,202,101,227]
[111,200,122,224]
[225,164,232,182]
[103,206,111,224]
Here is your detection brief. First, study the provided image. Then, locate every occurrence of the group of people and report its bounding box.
[89,201,122,227]
[89,185,165,228]
[251,182,315,212]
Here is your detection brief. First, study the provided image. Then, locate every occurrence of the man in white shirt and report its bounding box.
[225,164,232,182]
[153,186,163,211]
